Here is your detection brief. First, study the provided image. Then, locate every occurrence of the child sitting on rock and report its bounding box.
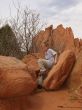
[37,42,58,88]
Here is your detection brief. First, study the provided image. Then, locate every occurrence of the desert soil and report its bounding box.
[27,88,82,110]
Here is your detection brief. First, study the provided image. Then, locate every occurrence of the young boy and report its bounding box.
[37,42,57,87]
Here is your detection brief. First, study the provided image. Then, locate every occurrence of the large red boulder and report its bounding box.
[0,56,36,98]
[22,53,43,79]
[22,53,42,72]
[67,50,82,90]
[43,50,76,90]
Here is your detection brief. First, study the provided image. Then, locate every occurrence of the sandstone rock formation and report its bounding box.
[67,50,82,90]
[74,38,80,54]
[74,38,82,55]
[0,56,36,98]
[31,25,75,54]
[80,39,82,50]
[80,39,82,46]
[31,25,53,54]
[51,25,75,53]
[31,24,82,90]
[31,25,82,56]
[43,50,76,90]
[22,53,44,79]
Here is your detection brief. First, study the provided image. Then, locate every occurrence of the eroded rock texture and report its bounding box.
[67,50,82,90]
[31,24,82,90]
[0,56,36,98]
[31,25,75,54]
[43,50,76,90]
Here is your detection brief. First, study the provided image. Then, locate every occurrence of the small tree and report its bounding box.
[0,24,22,58]
[9,5,45,54]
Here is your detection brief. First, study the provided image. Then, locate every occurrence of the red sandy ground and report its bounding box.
[27,88,82,110]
